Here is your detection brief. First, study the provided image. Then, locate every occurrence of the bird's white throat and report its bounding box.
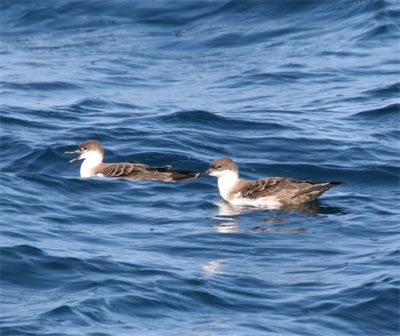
[217,171,239,201]
[80,151,103,177]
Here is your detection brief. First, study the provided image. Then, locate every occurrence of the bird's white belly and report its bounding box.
[230,194,282,208]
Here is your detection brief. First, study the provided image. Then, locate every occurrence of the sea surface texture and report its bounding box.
[1,1,399,335]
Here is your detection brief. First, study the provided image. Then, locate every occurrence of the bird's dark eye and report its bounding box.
[80,146,87,151]
[211,165,222,170]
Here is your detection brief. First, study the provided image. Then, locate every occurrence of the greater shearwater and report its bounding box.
[65,140,197,182]
[199,157,342,206]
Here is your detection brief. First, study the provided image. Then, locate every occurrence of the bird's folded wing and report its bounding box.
[98,162,150,177]
[239,177,299,199]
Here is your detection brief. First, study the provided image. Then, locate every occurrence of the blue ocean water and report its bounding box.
[1,0,399,335]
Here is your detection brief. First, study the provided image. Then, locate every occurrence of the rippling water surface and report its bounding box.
[1,1,399,335]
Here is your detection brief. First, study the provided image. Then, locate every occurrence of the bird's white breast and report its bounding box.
[217,172,240,201]
[80,152,103,178]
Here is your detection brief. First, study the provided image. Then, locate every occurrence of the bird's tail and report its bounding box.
[147,166,198,182]
[291,181,343,200]
[327,182,343,187]
[168,169,199,182]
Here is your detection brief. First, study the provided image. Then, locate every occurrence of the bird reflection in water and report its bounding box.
[201,259,225,275]
[211,200,342,233]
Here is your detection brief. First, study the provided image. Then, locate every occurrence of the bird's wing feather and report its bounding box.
[239,177,298,199]
[98,162,150,177]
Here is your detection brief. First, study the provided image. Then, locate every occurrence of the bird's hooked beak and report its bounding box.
[64,149,83,164]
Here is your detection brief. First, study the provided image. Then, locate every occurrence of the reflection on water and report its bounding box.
[251,226,306,233]
[211,200,342,233]
[201,259,225,275]
[211,221,240,234]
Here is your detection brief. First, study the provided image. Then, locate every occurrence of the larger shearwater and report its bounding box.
[199,157,342,206]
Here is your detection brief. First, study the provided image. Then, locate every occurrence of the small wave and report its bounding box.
[348,103,399,119]
[212,70,321,91]
[2,81,80,91]
[319,50,369,58]
[40,305,89,325]
[1,106,81,126]
[363,82,400,99]
[1,245,83,289]
[1,115,45,129]
[0,142,62,174]
[159,110,290,131]
[67,98,139,113]
[356,22,399,42]
[200,30,277,49]
[1,244,44,258]
[69,98,116,110]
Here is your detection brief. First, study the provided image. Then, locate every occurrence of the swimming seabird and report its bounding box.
[65,140,197,182]
[199,157,342,206]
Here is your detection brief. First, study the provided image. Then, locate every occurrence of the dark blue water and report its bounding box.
[1,1,399,335]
